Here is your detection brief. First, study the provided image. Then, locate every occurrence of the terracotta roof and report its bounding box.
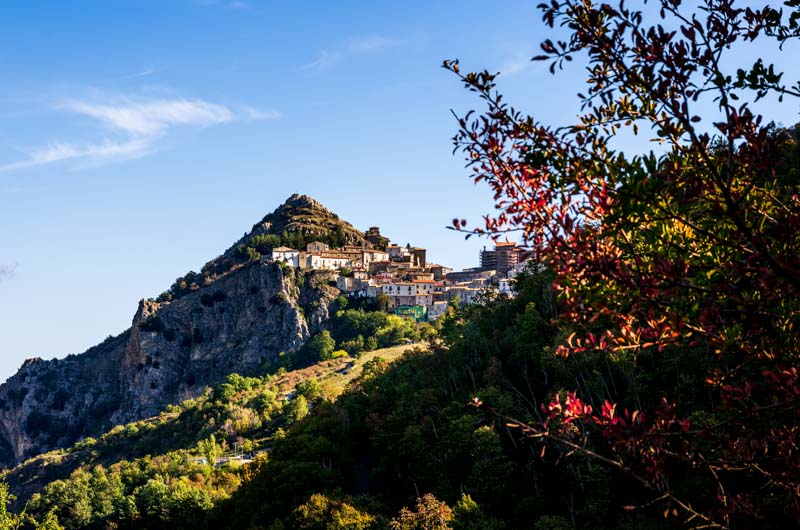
[272,246,297,252]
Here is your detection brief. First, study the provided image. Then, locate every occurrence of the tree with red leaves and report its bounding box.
[447,1,800,527]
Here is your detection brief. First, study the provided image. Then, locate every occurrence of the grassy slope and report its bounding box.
[3,344,417,507]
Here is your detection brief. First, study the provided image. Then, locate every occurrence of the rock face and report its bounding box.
[0,261,340,467]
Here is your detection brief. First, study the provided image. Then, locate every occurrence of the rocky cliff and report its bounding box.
[0,249,340,468]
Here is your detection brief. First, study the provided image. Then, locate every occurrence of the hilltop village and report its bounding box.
[265,226,535,322]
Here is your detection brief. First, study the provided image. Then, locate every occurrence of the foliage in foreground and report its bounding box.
[445,0,800,527]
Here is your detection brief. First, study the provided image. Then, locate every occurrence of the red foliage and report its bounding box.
[450,1,800,527]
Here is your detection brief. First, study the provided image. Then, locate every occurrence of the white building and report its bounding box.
[415,293,433,306]
[498,278,515,297]
[387,244,411,261]
[306,252,352,270]
[413,280,435,295]
[270,246,300,267]
[428,301,449,321]
[381,282,416,297]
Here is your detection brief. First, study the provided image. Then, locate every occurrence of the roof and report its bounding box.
[272,246,297,252]
[412,280,435,283]
[495,241,518,248]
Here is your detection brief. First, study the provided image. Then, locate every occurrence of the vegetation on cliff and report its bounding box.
[157,194,366,303]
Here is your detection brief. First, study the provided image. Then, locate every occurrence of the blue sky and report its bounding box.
[0,1,798,381]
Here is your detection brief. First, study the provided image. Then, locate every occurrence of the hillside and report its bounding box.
[0,195,358,468]
[3,344,415,514]
[1,269,637,530]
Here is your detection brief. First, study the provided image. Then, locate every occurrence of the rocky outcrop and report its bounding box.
[244,193,366,246]
[0,262,339,467]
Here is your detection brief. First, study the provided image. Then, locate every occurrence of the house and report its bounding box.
[428,301,449,321]
[362,249,389,266]
[448,286,482,306]
[306,251,352,270]
[498,278,514,296]
[270,246,300,267]
[337,276,360,292]
[387,244,411,261]
[411,247,427,268]
[381,282,416,297]
[412,280,435,295]
[381,282,417,309]
[365,285,383,299]
[306,241,330,253]
[445,268,496,283]
[428,264,453,280]
[407,270,435,282]
[415,293,433,307]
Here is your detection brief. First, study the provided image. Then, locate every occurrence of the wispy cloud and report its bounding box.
[297,50,343,72]
[298,35,404,72]
[61,98,234,136]
[0,96,277,172]
[241,106,282,121]
[501,57,532,75]
[499,53,547,76]
[116,68,159,81]
[0,262,18,283]
[0,138,152,172]
[197,0,248,9]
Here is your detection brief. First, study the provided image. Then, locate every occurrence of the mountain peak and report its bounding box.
[248,194,363,246]
[282,193,327,211]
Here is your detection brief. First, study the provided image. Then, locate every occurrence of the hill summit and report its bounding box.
[157,194,367,304]
[251,193,365,245]
[231,193,367,254]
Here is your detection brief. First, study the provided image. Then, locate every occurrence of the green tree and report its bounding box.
[198,434,219,467]
[390,494,453,530]
[296,379,322,401]
[304,330,336,362]
[34,510,65,530]
[0,480,27,530]
[285,395,309,423]
[289,493,378,529]
[376,293,391,312]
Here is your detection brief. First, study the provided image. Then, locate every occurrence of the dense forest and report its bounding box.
[4,1,800,529]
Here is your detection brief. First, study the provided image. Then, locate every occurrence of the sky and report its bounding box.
[0,1,798,382]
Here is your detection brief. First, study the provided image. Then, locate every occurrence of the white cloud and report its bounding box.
[61,98,234,136]
[0,95,276,172]
[0,262,18,282]
[499,54,548,76]
[297,50,343,72]
[0,138,152,172]
[298,35,403,72]
[117,68,159,81]
[242,106,282,121]
[500,56,532,75]
[197,0,248,9]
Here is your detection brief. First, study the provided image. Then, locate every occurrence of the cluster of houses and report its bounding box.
[264,226,534,322]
